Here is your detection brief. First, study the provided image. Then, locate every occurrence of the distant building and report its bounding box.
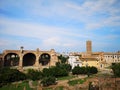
[101,52,120,68]
[68,55,82,69]
[68,41,120,69]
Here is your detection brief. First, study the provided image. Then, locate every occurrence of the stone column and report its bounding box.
[50,51,58,66]
[35,48,40,70]
[19,46,24,70]
[19,54,23,70]
[35,56,39,67]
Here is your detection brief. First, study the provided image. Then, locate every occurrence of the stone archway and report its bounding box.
[4,53,19,67]
[39,53,51,66]
[23,53,36,66]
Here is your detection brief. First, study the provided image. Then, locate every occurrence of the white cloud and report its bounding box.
[42,37,61,47]
[0,0,120,52]
[64,0,120,30]
[0,17,90,51]
[0,17,93,39]
[1,0,120,30]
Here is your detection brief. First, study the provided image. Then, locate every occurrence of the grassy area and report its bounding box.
[55,86,64,90]
[43,88,53,90]
[0,80,66,90]
[57,75,75,80]
[43,86,64,90]
[0,80,40,90]
[0,81,34,90]
[32,81,38,86]
[68,79,86,86]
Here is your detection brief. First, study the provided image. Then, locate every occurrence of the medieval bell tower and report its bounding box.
[86,40,92,54]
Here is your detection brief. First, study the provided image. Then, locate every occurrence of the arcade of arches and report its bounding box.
[1,49,58,70]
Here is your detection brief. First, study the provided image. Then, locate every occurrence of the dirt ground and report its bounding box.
[35,69,120,90]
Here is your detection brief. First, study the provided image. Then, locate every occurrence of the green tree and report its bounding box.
[0,68,26,87]
[42,68,54,77]
[89,66,98,74]
[27,69,43,81]
[58,55,69,63]
[72,66,98,75]
[42,66,69,77]
[111,63,120,77]
[72,66,80,75]
[56,63,71,72]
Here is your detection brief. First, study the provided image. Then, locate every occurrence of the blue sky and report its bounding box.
[0,0,120,53]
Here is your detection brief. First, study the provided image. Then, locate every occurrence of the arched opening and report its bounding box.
[23,53,36,66]
[4,53,19,67]
[39,53,51,66]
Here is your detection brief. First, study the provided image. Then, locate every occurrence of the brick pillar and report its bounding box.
[35,56,39,67]
[35,48,40,70]
[50,49,58,66]
[19,54,23,70]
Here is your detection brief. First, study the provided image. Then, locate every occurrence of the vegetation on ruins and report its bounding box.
[56,62,71,72]
[0,64,71,87]
[41,63,71,86]
[27,69,43,81]
[41,76,56,86]
[0,55,98,87]
[111,63,120,77]
[0,67,26,87]
[72,66,98,75]
[42,66,68,77]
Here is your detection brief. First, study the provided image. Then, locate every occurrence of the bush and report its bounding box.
[41,76,56,86]
[42,68,54,77]
[42,66,69,78]
[111,63,120,77]
[0,68,26,87]
[72,66,80,75]
[27,69,43,81]
[89,66,98,74]
[57,64,72,72]
[72,66,98,75]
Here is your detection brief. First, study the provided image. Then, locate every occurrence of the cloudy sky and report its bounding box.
[0,0,120,53]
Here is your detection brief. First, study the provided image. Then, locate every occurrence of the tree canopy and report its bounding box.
[111,63,120,77]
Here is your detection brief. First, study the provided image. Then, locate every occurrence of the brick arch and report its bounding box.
[23,51,37,57]
[39,53,51,66]
[23,53,36,66]
[4,53,20,67]
[3,51,20,59]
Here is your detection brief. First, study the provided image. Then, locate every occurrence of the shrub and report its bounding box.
[111,63,120,77]
[72,66,98,75]
[27,69,43,81]
[58,64,72,72]
[41,76,56,86]
[72,66,80,75]
[0,68,26,87]
[89,66,98,74]
[43,67,69,77]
